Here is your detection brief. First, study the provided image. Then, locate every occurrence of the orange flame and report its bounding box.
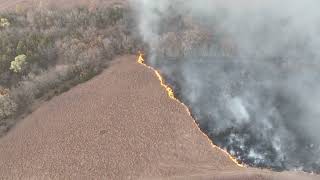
[137,53,181,102]
[137,52,244,168]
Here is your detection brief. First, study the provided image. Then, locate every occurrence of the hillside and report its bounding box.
[0,0,319,179]
[0,55,317,179]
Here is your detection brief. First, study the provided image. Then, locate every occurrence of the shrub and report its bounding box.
[0,95,17,120]
[0,18,10,27]
[10,54,27,73]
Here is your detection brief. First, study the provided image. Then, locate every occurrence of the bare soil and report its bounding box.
[0,55,318,179]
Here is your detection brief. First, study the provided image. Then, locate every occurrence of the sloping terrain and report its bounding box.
[0,0,137,136]
[0,55,237,179]
[1,0,320,179]
[0,55,317,179]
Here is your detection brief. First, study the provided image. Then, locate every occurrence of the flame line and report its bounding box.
[137,53,244,168]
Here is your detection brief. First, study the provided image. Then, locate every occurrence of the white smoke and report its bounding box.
[131,0,320,172]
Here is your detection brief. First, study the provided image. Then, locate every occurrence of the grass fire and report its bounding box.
[135,0,320,174]
[137,52,244,168]
[1,0,320,179]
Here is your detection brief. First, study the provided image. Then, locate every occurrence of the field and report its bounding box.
[0,0,319,179]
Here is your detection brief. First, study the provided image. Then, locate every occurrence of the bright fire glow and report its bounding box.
[138,53,175,99]
[137,52,244,168]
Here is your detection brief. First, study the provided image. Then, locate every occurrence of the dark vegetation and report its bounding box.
[0,5,143,135]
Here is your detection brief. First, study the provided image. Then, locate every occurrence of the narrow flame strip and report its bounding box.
[137,53,244,168]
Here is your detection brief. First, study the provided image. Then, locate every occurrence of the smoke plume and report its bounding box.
[131,0,320,172]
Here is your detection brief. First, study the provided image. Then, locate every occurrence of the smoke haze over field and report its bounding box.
[131,0,320,172]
